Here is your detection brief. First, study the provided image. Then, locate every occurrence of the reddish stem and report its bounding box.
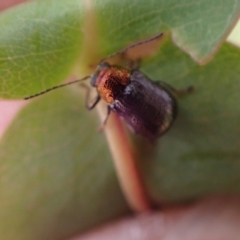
[97,102,152,212]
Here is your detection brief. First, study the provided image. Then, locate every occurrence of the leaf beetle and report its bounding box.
[25,33,193,140]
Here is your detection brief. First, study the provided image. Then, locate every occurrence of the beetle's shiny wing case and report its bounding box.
[110,70,177,139]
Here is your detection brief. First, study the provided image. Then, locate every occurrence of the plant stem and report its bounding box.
[97,102,152,212]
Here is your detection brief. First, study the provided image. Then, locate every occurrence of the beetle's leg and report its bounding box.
[98,106,111,132]
[87,95,101,110]
[156,81,194,98]
[173,85,194,97]
[80,83,101,110]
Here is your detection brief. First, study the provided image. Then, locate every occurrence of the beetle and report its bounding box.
[25,33,192,140]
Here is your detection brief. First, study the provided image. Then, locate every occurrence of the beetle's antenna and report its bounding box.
[100,32,163,63]
[24,75,90,100]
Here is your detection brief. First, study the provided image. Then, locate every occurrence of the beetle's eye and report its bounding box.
[90,71,99,86]
[98,62,110,70]
[90,62,110,86]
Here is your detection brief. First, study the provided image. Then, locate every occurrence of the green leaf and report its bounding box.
[93,0,240,62]
[0,88,129,240]
[0,0,239,98]
[140,39,240,203]
[0,0,85,98]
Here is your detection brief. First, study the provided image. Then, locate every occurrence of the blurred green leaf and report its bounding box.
[0,88,129,240]
[140,39,240,203]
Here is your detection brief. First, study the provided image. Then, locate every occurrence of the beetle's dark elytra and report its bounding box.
[90,62,178,140]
